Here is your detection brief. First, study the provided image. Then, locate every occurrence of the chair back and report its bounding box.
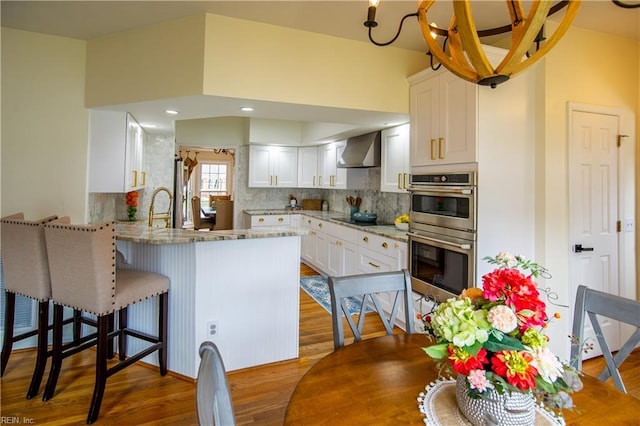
[213,200,233,230]
[1,213,59,300]
[328,269,415,350]
[197,341,236,426]
[192,196,214,230]
[570,285,640,393]
[43,220,117,315]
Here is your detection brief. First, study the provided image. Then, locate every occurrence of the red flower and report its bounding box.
[448,346,489,376]
[491,350,538,391]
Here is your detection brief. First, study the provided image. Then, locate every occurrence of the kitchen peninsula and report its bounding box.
[114,224,305,378]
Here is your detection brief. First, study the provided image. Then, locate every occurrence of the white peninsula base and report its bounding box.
[116,233,301,378]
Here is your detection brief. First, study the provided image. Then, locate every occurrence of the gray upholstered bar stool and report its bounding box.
[42,220,170,424]
[1,213,58,398]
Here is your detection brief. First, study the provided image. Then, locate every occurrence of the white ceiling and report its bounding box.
[3,1,639,140]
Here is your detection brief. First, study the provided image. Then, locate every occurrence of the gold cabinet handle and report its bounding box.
[141,171,146,186]
[270,175,273,185]
[403,173,408,189]
[430,139,436,160]
[397,173,402,189]
[313,176,316,186]
[307,219,312,224]
[258,217,265,222]
[318,223,323,228]
[363,236,369,243]
[368,262,381,269]
[132,170,138,187]
[278,217,284,222]
[319,176,322,186]
[275,175,278,186]
[438,138,444,159]
[382,242,388,249]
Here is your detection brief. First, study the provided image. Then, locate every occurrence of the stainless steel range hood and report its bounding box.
[337,131,381,168]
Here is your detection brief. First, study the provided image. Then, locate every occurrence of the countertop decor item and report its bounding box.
[420,252,582,425]
[395,214,409,230]
[352,211,377,223]
[126,190,138,221]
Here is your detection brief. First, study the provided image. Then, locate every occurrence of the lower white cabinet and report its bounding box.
[300,215,407,278]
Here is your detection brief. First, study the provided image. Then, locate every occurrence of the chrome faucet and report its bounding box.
[148,187,173,228]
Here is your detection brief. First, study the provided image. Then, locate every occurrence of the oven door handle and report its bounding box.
[407,186,473,195]
[408,232,472,250]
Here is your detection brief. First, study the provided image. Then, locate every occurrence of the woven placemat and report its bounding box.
[418,380,564,426]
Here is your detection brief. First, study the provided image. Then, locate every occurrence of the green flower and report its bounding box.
[430,298,491,348]
[521,328,547,349]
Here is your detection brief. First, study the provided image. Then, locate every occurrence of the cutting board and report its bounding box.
[302,199,322,211]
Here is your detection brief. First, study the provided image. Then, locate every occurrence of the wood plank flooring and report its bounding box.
[1,263,639,425]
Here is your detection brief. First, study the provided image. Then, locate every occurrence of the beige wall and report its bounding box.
[1,28,88,222]
[536,24,639,356]
[85,14,206,107]
[201,13,427,114]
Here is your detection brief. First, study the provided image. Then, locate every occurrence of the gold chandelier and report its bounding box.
[364,0,581,88]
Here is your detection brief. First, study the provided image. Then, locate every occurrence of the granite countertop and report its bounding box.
[243,209,409,243]
[115,223,306,245]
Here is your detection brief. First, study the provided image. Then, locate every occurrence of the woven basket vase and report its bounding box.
[456,375,535,426]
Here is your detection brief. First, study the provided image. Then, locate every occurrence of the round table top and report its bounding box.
[284,334,640,426]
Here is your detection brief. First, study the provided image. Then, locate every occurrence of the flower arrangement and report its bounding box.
[395,214,410,224]
[125,190,139,221]
[421,252,582,418]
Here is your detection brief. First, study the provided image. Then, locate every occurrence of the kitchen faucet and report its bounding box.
[148,187,173,228]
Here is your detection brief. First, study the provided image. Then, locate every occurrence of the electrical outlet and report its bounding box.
[624,219,634,233]
[207,320,218,336]
[245,193,253,201]
[261,192,267,200]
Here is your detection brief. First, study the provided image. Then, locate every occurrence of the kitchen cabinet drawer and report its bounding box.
[357,248,397,274]
[250,214,291,228]
[322,221,358,242]
[358,231,405,259]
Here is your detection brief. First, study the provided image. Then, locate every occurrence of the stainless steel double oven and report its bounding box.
[408,171,477,302]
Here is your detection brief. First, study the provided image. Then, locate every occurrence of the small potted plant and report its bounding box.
[126,190,139,221]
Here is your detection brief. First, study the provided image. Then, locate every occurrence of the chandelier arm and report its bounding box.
[509,0,581,76]
[612,0,640,8]
[367,12,418,47]
[418,0,478,83]
[453,1,494,79]
[497,1,553,76]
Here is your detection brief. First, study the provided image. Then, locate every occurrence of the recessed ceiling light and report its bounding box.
[240,106,254,112]
[165,109,179,115]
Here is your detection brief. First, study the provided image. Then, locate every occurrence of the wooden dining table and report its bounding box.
[284,334,640,425]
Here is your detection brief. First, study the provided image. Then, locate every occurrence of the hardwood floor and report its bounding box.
[1,263,639,425]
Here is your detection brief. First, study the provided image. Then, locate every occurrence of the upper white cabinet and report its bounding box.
[89,110,146,193]
[248,145,298,188]
[409,70,477,167]
[380,123,410,193]
[317,142,343,188]
[297,146,319,188]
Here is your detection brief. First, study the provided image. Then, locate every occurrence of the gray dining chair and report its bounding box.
[196,341,236,426]
[328,269,415,350]
[570,285,640,393]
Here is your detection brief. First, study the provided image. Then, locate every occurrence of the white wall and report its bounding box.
[1,28,88,222]
[536,24,638,359]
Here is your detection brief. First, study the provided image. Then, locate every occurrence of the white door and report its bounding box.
[569,109,620,359]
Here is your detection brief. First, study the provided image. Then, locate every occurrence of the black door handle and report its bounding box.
[574,244,594,253]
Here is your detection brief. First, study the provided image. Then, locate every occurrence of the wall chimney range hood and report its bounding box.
[337,131,381,168]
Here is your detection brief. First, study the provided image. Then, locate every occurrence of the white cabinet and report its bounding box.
[248,145,298,188]
[297,146,319,188]
[88,110,146,193]
[357,231,407,274]
[301,215,408,278]
[317,142,342,188]
[248,214,291,230]
[409,70,477,167]
[381,123,410,193]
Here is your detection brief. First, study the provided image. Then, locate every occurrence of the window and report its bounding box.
[200,163,228,206]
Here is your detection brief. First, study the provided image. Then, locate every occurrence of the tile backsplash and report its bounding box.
[89,141,409,226]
